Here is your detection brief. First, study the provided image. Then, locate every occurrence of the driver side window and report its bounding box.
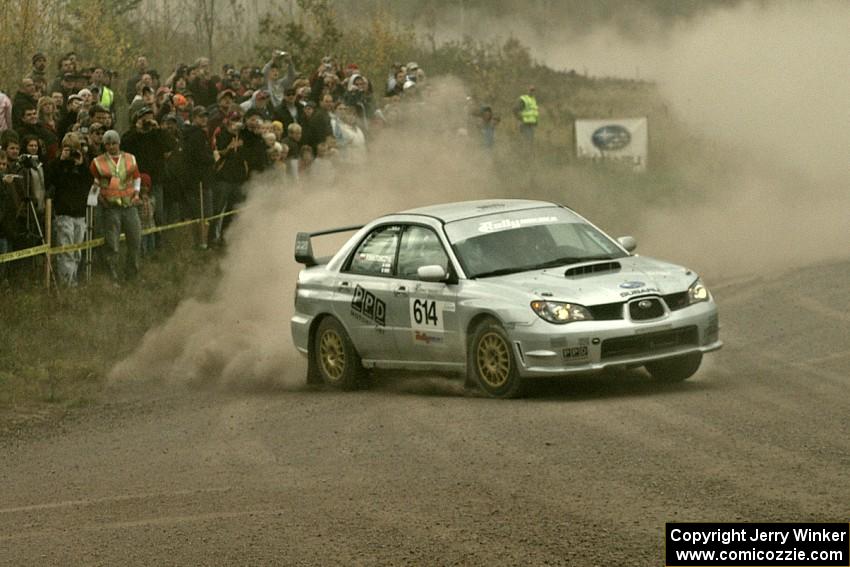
[397,225,449,279]
[347,225,401,276]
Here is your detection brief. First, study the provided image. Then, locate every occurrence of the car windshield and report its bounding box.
[445,206,627,278]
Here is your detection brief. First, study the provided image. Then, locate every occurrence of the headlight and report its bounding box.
[687,278,710,304]
[530,301,592,324]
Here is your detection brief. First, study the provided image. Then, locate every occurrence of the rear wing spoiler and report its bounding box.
[295,225,363,266]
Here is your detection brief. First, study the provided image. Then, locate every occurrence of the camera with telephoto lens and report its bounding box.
[141,119,155,132]
[70,150,82,160]
[17,154,40,169]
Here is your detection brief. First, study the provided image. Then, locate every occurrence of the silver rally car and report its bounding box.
[292,199,721,398]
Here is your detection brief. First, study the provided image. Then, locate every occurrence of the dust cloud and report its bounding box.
[545,1,850,277]
[433,1,850,278]
[109,78,500,390]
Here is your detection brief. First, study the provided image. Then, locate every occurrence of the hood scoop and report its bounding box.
[564,261,622,278]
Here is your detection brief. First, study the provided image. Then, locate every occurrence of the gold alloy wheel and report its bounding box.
[476,331,511,389]
[319,329,345,381]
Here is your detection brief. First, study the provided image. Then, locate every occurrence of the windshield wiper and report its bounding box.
[471,266,529,279]
[532,255,615,270]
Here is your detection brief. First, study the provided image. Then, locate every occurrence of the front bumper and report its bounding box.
[507,300,721,378]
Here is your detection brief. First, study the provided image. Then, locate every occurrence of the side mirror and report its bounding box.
[417,264,448,282]
[617,236,637,253]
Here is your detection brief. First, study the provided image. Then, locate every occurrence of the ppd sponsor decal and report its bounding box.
[591,125,632,151]
[351,284,386,326]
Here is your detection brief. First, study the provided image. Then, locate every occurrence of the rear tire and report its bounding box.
[313,317,364,390]
[645,352,702,382]
[468,318,524,398]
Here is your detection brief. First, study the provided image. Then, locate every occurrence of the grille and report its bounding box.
[663,291,689,311]
[564,261,621,277]
[601,326,699,360]
[628,297,665,320]
[588,302,624,320]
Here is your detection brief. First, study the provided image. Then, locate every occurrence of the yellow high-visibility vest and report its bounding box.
[99,87,114,109]
[519,94,539,124]
[93,152,137,206]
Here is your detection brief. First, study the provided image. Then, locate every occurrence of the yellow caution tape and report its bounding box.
[48,238,106,255]
[1,207,245,263]
[0,244,50,263]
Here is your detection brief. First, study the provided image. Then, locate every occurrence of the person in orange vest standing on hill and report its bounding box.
[89,129,142,283]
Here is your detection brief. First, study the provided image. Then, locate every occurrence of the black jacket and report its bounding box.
[214,129,249,184]
[275,103,302,132]
[47,157,92,217]
[302,109,333,152]
[121,127,173,185]
[240,128,269,174]
[181,123,215,187]
[12,91,37,130]
[0,179,19,241]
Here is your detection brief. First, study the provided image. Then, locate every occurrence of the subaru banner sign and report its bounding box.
[575,117,648,171]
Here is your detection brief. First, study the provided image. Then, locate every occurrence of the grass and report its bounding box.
[0,229,219,416]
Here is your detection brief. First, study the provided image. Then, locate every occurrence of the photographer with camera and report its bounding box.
[19,136,46,215]
[46,132,92,286]
[210,110,248,247]
[83,123,104,162]
[121,107,173,250]
[263,50,298,109]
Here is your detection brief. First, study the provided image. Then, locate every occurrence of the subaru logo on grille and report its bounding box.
[619,281,644,289]
[638,300,653,309]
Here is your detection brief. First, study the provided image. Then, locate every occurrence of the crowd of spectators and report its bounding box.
[0,49,441,287]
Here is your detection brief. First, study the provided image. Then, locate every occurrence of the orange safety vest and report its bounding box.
[93,152,138,207]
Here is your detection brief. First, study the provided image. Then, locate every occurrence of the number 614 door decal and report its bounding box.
[409,298,455,335]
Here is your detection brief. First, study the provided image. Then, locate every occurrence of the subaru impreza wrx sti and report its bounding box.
[291,199,721,398]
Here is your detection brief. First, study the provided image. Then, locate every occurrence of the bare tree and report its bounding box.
[193,0,217,62]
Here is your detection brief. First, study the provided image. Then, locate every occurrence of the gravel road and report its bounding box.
[3,260,850,566]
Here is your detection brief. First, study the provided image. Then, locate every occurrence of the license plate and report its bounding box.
[562,345,589,360]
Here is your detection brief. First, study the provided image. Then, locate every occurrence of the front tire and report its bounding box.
[313,317,364,390]
[468,319,524,398]
[645,352,702,382]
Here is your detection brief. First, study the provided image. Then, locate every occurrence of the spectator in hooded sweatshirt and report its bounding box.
[262,51,298,109]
